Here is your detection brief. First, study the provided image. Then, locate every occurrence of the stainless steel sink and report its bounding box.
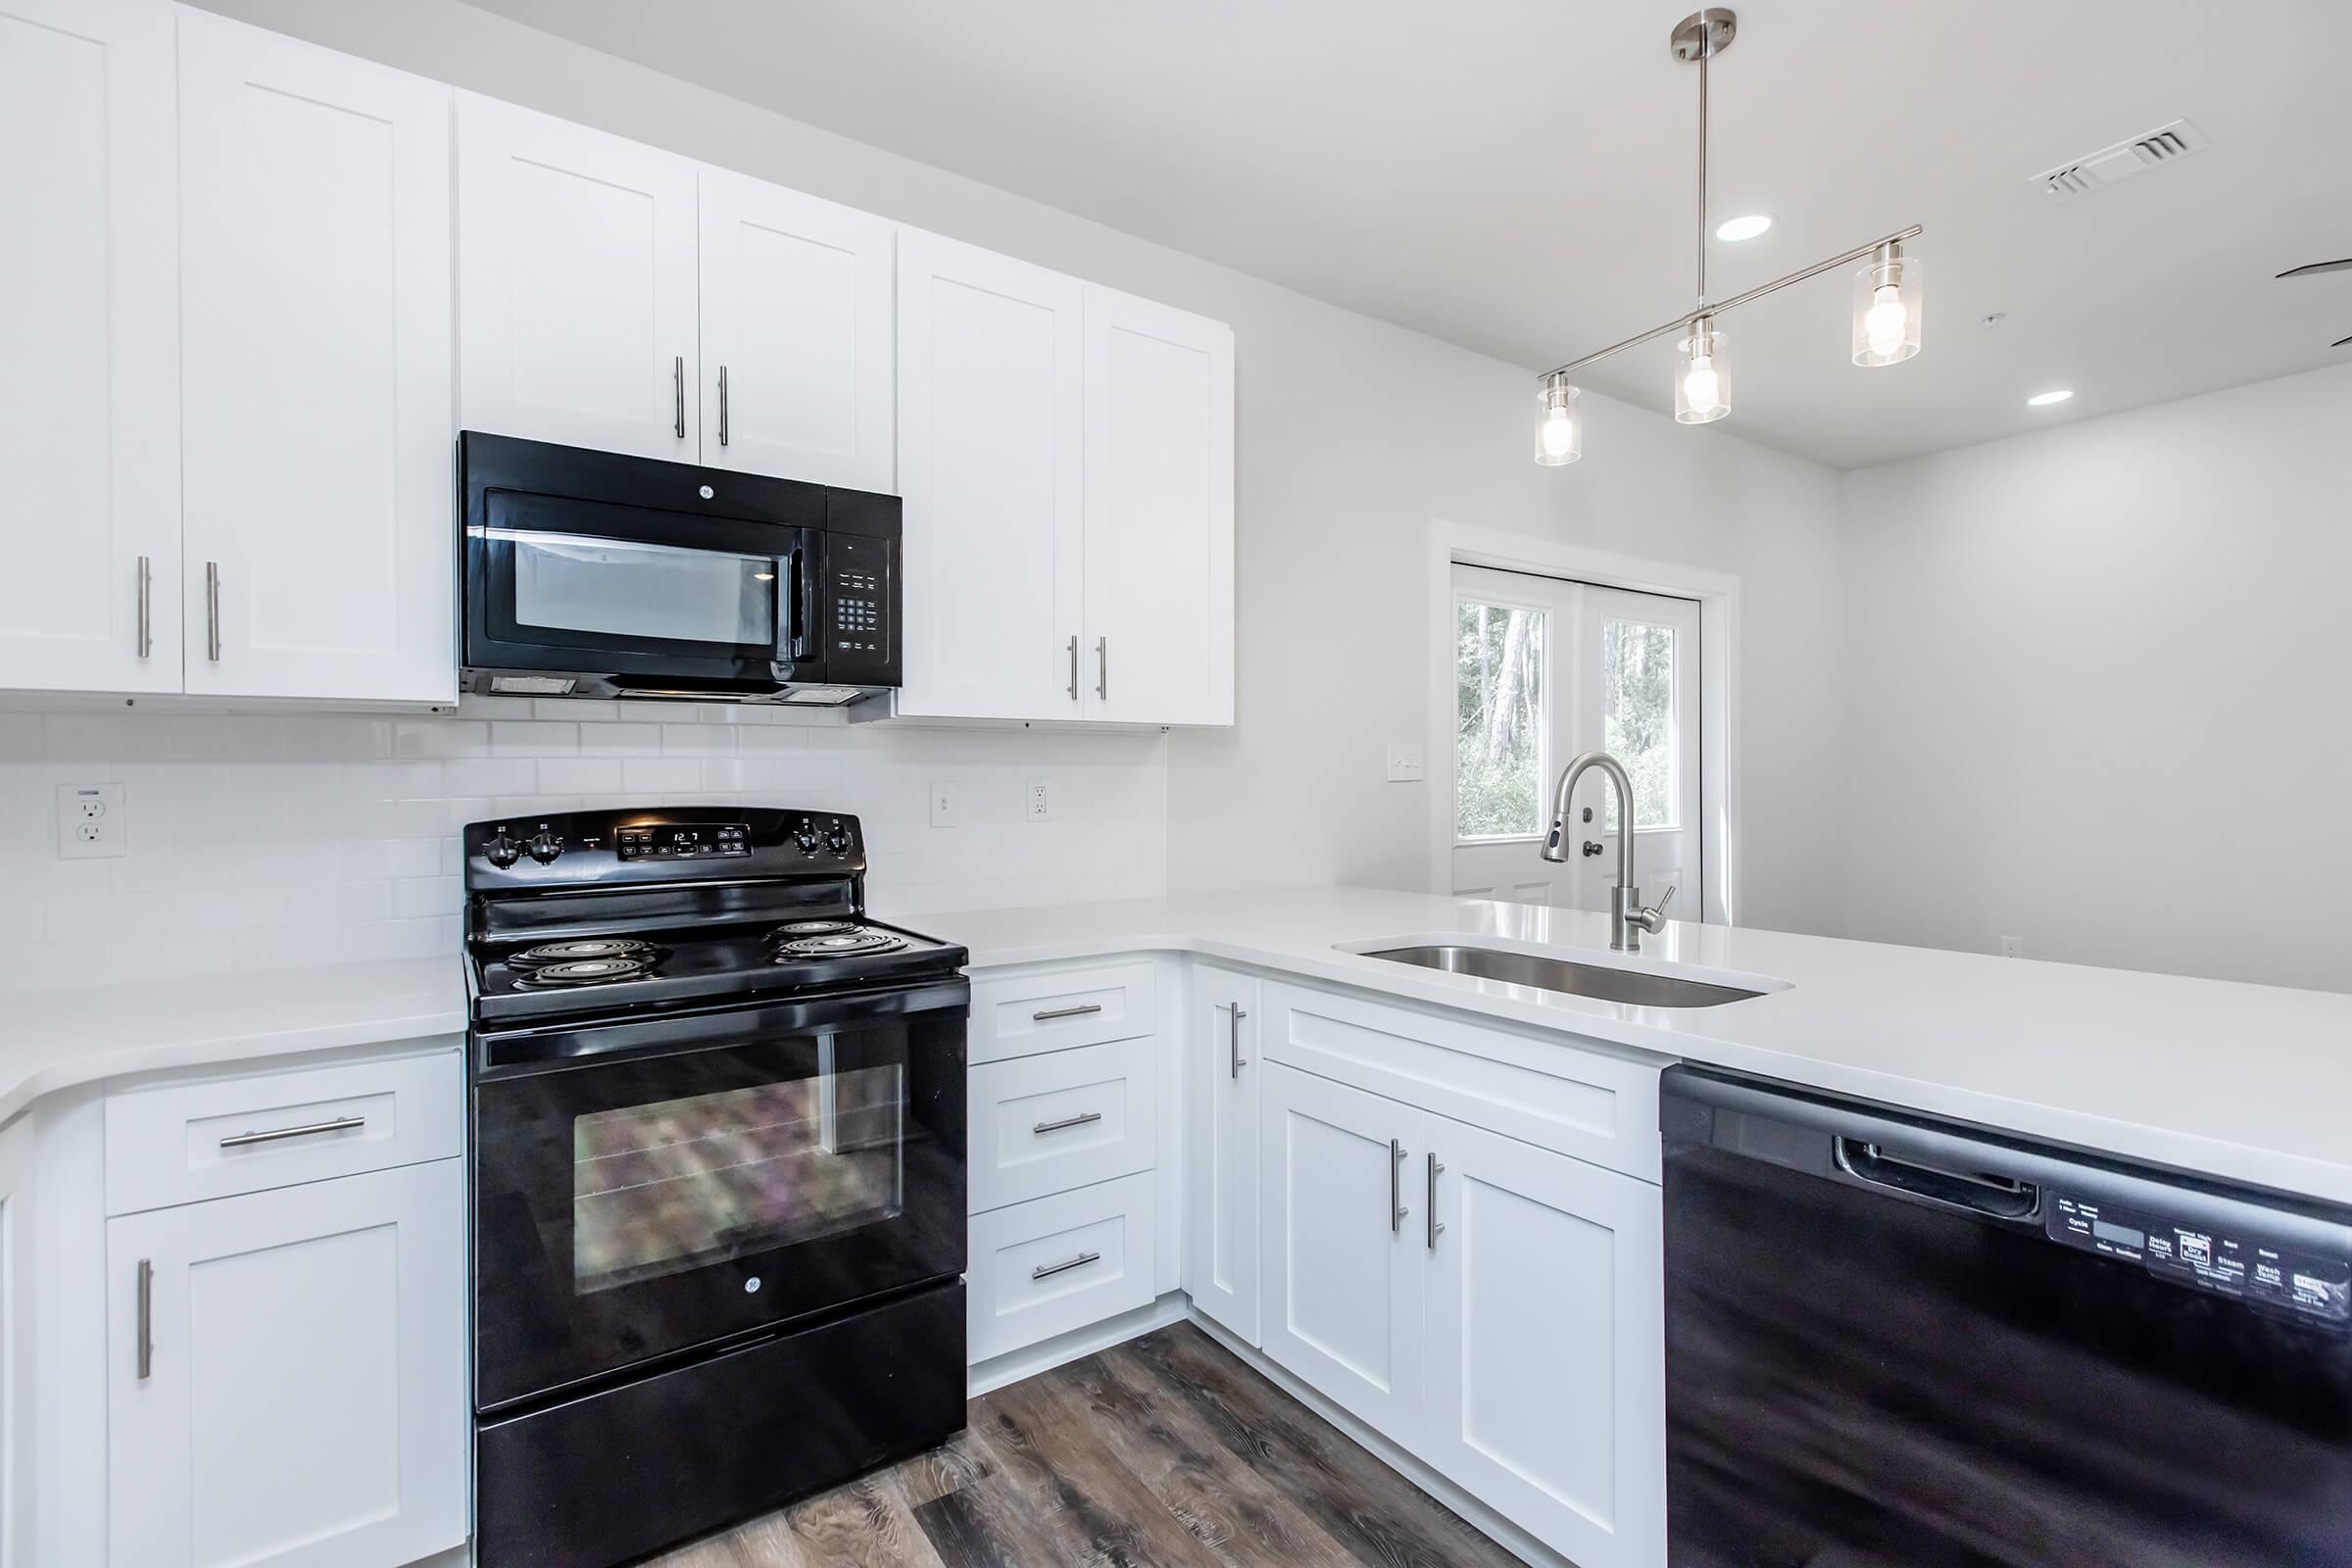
[1361,945,1764,1007]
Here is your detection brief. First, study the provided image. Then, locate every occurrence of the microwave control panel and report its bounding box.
[823,533,895,683]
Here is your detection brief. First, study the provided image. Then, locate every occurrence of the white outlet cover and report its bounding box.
[58,783,126,859]
[1025,778,1051,822]
[1998,934,2027,959]
[929,781,958,828]
[1386,743,1425,783]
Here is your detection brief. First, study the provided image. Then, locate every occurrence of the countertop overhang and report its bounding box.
[927,887,2352,1207]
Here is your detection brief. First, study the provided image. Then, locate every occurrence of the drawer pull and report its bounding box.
[219,1113,367,1151]
[1032,1110,1104,1136]
[1031,1003,1102,1023]
[1031,1250,1102,1282]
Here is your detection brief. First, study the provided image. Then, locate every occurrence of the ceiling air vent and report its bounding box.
[2034,119,2209,201]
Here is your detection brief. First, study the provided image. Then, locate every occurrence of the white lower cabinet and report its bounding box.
[1185,964,1259,1342]
[106,1158,466,1568]
[1257,1051,1666,1568]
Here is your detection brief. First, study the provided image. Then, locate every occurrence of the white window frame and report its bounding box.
[1423,521,1740,927]
[1450,585,1556,848]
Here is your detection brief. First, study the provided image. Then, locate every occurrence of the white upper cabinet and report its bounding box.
[895,228,1087,721]
[699,170,896,492]
[178,12,456,703]
[457,92,701,461]
[0,0,180,694]
[1083,287,1235,725]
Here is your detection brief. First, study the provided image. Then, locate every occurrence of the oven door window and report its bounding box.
[510,531,776,651]
[570,1048,903,1295]
[472,1001,965,1412]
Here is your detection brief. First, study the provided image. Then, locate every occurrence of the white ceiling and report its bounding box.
[468,0,2352,468]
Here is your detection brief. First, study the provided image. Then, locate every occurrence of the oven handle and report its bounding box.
[474,976,972,1076]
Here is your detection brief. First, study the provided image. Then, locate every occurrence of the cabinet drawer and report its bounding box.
[970,1038,1155,1214]
[1261,981,1660,1182]
[968,959,1158,1064]
[106,1048,464,1216]
[967,1172,1155,1361]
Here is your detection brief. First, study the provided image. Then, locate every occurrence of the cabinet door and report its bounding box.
[1187,965,1260,1342]
[895,228,1085,719]
[457,91,700,459]
[700,169,895,490]
[177,13,456,703]
[108,1159,466,1568]
[1082,287,1235,725]
[1423,1117,1666,1568]
[0,0,180,693]
[1258,1063,1426,1440]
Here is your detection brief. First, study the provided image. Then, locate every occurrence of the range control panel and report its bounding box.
[2048,1193,2352,1323]
[617,821,751,861]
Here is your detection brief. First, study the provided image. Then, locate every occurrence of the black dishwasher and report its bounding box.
[1661,1065,2352,1567]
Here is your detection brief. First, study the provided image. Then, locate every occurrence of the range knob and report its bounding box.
[483,831,522,869]
[527,829,564,865]
[793,820,823,857]
[824,824,853,856]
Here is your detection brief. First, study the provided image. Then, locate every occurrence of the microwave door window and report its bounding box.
[569,1040,906,1296]
[510,532,777,651]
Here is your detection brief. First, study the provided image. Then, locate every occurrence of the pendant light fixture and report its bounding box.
[1534,9,1925,461]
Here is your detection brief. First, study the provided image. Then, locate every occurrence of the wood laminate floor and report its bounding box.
[649,1322,1527,1568]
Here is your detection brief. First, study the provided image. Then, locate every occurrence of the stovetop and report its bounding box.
[462,807,966,1026]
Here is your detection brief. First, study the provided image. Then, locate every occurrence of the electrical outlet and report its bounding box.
[58,783,126,859]
[929,781,959,828]
[1386,743,1425,783]
[1998,934,2026,959]
[1025,778,1051,822]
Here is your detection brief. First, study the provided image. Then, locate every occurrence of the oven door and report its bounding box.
[465,492,823,689]
[471,981,966,1412]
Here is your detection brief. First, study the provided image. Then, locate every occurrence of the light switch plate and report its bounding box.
[58,782,126,858]
[929,781,959,828]
[1386,744,1425,783]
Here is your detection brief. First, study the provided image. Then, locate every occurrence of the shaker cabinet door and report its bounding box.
[108,1160,467,1568]
[457,91,702,461]
[0,0,180,694]
[700,169,896,490]
[1186,964,1261,1342]
[1081,287,1235,725]
[894,228,1086,720]
[177,11,456,702]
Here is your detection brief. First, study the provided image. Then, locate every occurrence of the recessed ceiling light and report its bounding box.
[2026,389,2075,407]
[1714,214,1774,242]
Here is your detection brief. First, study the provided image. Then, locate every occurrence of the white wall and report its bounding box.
[1835,361,2352,992]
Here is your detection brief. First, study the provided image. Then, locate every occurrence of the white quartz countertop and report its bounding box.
[0,957,468,1127]
[926,887,2352,1206]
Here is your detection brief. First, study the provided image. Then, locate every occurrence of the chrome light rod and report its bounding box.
[1542,222,1924,380]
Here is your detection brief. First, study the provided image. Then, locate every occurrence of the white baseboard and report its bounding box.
[964,1291,1191,1396]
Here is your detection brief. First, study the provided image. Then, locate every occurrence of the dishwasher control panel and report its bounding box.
[2049,1193,2352,1323]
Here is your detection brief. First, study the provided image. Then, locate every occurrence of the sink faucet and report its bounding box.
[1540,750,1675,952]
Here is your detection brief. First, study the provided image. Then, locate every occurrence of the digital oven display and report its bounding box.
[617,823,751,861]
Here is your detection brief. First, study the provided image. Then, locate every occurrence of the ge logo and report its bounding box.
[744,1276,762,1294]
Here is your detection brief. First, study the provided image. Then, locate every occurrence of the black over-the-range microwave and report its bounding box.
[460,432,902,707]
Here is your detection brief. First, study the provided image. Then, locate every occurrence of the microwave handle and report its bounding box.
[777,544,816,665]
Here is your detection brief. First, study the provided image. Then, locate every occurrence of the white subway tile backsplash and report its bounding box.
[0,699,1165,995]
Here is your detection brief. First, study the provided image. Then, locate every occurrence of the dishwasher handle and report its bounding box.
[1833,1137,2042,1220]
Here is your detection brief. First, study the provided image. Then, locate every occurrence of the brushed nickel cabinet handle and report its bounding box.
[1031,1250,1102,1282]
[1032,1110,1103,1136]
[1066,635,1079,702]
[205,562,220,662]
[1217,1002,1249,1078]
[673,355,686,438]
[1427,1154,1446,1250]
[1095,635,1108,701]
[135,1258,154,1380]
[135,555,151,659]
[1390,1139,1407,1233]
[1031,1003,1102,1023]
[717,364,730,447]
[219,1113,366,1150]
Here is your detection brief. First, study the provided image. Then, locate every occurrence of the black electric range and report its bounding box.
[463,807,969,1568]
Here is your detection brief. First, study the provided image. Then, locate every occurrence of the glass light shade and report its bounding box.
[1534,374,1582,466]
[1852,249,1924,367]
[1674,324,1729,424]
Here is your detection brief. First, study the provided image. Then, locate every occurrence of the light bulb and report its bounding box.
[1683,358,1721,416]
[1541,410,1577,457]
[1533,374,1582,465]
[1864,285,1908,356]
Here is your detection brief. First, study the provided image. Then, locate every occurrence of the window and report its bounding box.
[1455,601,1545,839]
[1603,619,1678,830]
